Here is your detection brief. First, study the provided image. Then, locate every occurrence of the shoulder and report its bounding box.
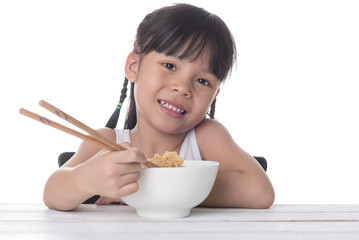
[194,119,257,172]
[195,119,232,141]
[195,119,236,160]
[97,127,117,141]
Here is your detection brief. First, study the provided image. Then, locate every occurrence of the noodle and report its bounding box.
[143,151,184,168]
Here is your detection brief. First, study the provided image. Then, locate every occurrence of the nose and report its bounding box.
[171,80,192,98]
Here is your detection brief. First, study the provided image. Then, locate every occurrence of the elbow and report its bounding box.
[255,193,275,209]
[43,195,75,211]
[43,180,75,211]
[251,185,275,209]
[43,188,60,211]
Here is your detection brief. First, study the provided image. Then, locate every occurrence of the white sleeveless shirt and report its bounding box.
[114,128,202,160]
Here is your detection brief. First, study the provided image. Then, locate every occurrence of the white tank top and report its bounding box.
[114,128,202,160]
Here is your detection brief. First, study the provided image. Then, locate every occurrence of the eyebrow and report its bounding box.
[164,54,216,76]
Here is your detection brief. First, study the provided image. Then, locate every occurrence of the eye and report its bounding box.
[163,63,176,71]
[196,78,210,86]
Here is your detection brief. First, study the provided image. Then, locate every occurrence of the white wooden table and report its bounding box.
[1,204,358,239]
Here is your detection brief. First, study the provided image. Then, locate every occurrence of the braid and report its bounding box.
[119,77,129,103]
[124,82,137,129]
[208,98,216,119]
[105,77,129,129]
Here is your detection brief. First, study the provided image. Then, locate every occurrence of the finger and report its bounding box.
[95,196,110,205]
[116,182,140,198]
[107,149,146,164]
[115,162,143,176]
[117,172,141,188]
[118,142,144,154]
[99,172,140,200]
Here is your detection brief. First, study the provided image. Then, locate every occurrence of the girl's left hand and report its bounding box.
[95,196,123,205]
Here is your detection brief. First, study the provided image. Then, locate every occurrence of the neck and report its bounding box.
[129,123,187,158]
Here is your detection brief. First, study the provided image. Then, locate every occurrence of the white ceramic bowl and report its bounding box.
[122,160,219,218]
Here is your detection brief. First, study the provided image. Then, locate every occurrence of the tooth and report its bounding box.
[159,100,185,114]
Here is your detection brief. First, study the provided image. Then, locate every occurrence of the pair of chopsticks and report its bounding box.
[19,100,158,168]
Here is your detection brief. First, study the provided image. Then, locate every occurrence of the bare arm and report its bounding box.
[196,119,275,208]
[43,128,146,211]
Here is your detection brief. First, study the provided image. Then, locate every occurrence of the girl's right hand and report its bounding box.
[74,142,147,201]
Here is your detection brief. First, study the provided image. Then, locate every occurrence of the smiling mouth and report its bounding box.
[158,100,187,115]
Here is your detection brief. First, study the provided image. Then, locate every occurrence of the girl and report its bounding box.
[44,3,274,211]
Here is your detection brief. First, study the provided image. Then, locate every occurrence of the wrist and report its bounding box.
[71,164,94,200]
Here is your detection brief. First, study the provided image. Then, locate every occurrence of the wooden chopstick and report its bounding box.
[19,108,114,151]
[38,100,158,167]
[19,103,158,168]
[39,100,126,152]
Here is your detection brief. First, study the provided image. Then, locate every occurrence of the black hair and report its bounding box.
[107,4,236,130]
[105,77,128,128]
[133,3,236,80]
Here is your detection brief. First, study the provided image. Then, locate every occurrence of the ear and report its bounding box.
[124,52,140,83]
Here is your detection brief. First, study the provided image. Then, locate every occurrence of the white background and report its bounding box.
[1,0,358,204]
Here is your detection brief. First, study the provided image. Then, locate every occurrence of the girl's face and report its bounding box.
[126,51,220,135]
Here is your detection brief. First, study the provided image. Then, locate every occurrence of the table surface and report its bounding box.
[1,204,359,240]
